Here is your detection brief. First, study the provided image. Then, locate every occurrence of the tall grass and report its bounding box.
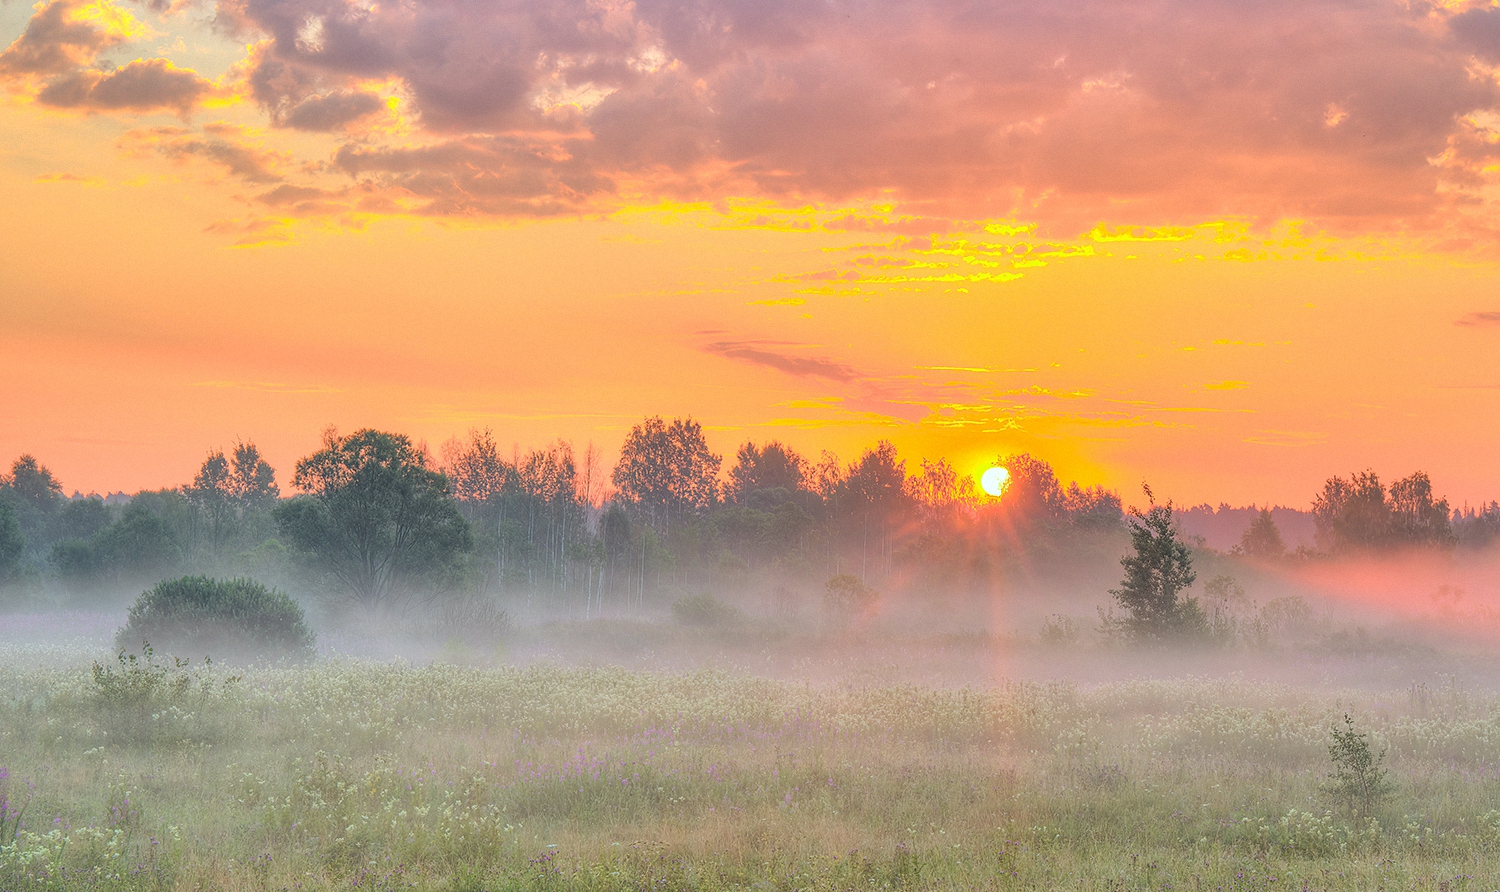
[0,642,1498,889]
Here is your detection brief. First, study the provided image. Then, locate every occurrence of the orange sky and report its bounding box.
[2,0,1499,508]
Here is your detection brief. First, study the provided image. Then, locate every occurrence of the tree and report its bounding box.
[52,504,182,587]
[8,455,62,515]
[1109,488,1203,642]
[275,429,471,618]
[837,441,910,581]
[1238,507,1286,559]
[839,442,908,513]
[989,454,1122,532]
[1387,471,1454,547]
[510,441,587,592]
[52,497,111,544]
[1313,471,1389,552]
[808,450,844,502]
[2,454,63,549]
[0,502,23,583]
[1454,501,1500,549]
[443,431,593,599]
[996,453,1065,523]
[611,416,721,533]
[727,441,808,504]
[1313,469,1453,553]
[442,428,512,504]
[907,458,977,521]
[1061,482,1125,530]
[185,443,280,555]
[823,573,877,615]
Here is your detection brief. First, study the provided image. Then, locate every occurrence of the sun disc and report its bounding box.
[981,466,1009,497]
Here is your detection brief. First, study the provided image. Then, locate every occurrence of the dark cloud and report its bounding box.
[281,90,384,130]
[1456,311,1500,327]
[37,58,213,114]
[704,341,859,381]
[1449,8,1500,65]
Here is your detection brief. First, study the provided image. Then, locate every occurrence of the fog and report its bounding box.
[5,435,1500,888]
[9,540,1500,691]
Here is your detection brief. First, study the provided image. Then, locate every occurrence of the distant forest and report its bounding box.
[1,418,1497,619]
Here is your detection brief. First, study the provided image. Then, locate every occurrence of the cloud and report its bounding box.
[0,0,144,76]
[24,0,1500,228]
[36,171,106,185]
[332,136,613,215]
[0,1,218,117]
[1449,8,1500,65]
[36,58,212,113]
[280,90,384,130]
[704,341,860,381]
[202,214,292,246]
[1456,310,1500,327]
[121,123,286,182]
[190,379,342,394]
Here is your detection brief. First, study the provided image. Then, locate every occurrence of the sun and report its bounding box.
[981,466,1010,497]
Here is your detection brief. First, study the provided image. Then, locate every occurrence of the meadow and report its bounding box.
[1,614,1499,891]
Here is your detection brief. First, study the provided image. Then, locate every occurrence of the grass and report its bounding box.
[1,630,1499,889]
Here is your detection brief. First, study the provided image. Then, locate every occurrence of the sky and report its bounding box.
[2,0,1499,508]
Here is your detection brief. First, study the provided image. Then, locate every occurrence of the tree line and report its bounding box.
[1,418,1496,621]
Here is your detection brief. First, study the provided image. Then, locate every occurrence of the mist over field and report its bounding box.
[2,429,1500,890]
[9,0,1500,884]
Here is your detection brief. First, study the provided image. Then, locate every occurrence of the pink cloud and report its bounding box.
[171,0,1500,226]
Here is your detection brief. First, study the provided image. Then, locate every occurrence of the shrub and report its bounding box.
[90,642,240,744]
[1324,713,1392,817]
[823,574,877,615]
[670,593,741,628]
[432,596,514,644]
[117,576,315,662]
[1039,614,1081,646]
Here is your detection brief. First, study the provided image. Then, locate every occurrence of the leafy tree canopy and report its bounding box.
[186,442,279,553]
[612,416,721,532]
[1313,470,1453,553]
[276,429,471,617]
[728,441,809,504]
[0,501,23,582]
[837,441,909,516]
[51,504,181,587]
[7,454,62,515]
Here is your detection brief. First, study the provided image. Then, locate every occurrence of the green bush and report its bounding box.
[823,574,877,615]
[90,642,241,745]
[117,576,315,662]
[670,593,742,628]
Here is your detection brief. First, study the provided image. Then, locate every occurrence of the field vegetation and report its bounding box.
[2,620,1500,891]
[3,420,1500,888]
